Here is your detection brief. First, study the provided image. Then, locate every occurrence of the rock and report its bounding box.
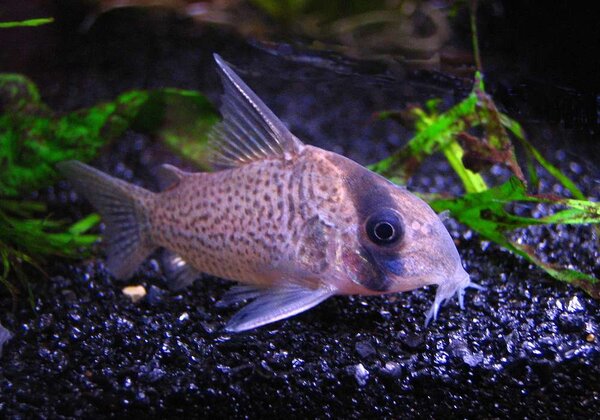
[382,361,402,377]
[122,285,147,303]
[351,363,370,387]
[0,322,12,357]
[355,340,377,358]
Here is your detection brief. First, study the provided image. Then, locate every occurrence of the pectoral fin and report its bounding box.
[224,286,334,332]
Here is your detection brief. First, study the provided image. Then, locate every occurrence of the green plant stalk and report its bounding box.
[441,140,487,193]
[469,0,482,71]
[0,17,54,28]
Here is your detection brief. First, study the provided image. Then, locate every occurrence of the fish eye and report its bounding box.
[366,210,403,246]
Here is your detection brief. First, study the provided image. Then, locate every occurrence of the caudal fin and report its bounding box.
[57,160,157,279]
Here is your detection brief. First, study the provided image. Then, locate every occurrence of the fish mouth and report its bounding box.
[423,264,470,324]
[433,264,472,305]
[450,264,471,289]
[424,263,486,325]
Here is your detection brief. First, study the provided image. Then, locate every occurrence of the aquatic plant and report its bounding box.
[0,17,54,29]
[371,1,599,298]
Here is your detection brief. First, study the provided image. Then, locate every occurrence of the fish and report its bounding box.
[57,54,481,332]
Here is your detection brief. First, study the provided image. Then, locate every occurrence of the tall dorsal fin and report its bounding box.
[208,54,304,169]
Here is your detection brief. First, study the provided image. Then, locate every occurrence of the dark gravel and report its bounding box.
[1,4,599,418]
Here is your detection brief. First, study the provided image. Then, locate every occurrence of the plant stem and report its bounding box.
[0,18,54,28]
[469,0,482,72]
[442,140,488,193]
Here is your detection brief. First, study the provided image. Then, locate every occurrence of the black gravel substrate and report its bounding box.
[1,4,599,418]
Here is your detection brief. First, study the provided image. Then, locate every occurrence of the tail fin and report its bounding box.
[57,160,157,279]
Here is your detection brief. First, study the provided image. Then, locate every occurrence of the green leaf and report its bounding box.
[67,213,102,236]
[430,177,599,297]
[500,114,586,200]
[369,91,480,183]
[0,18,54,28]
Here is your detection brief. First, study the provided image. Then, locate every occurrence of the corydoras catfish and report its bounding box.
[58,54,481,332]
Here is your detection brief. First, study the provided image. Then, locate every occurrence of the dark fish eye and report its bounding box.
[374,222,395,241]
[366,210,403,246]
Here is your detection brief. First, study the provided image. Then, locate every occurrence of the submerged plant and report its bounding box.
[430,178,599,298]
[370,1,599,298]
[0,17,54,29]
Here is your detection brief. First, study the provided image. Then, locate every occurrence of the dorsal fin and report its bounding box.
[208,54,304,169]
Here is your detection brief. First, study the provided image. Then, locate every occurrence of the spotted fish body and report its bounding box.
[58,54,479,332]
[151,150,348,288]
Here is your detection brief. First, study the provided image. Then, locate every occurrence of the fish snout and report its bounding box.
[424,263,481,325]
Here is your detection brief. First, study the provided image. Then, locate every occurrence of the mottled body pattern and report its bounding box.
[151,149,348,289]
[58,54,480,332]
